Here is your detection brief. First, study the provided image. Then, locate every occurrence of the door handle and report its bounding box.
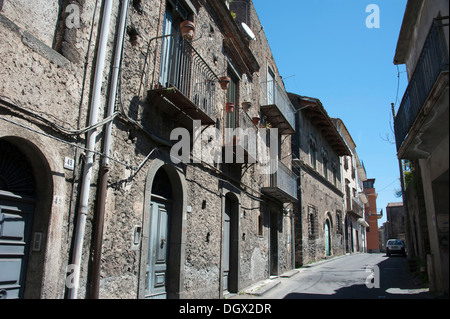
[160,238,166,249]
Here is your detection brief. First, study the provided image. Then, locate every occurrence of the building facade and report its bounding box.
[332,118,369,254]
[289,94,350,266]
[363,179,382,253]
[0,0,297,299]
[393,0,448,295]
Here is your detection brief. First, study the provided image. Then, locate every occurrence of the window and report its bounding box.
[331,161,337,186]
[308,205,318,238]
[309,134,317,170]
[345,179,351,210]
[226,70,239,130]
[309,214,315,237]
[344,156,349,171]
[363,180,374,189]
[336,210,342,234]
[257,212,263,237]
[321,148,328,180]
[310,146,317,170]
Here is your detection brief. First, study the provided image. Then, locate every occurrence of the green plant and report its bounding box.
[403,159,415,189]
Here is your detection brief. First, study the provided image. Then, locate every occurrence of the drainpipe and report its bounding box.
[90,0,130,299]
[68,0,114,299]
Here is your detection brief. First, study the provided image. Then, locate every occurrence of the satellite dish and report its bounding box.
[241,22,256,40]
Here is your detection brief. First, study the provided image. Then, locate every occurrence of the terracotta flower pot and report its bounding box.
[180,20,195,40]
[225,102,235,113]
[252,117,260,126]
[219,76,230,90]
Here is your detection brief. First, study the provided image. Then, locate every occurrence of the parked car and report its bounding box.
[386,239,407,257]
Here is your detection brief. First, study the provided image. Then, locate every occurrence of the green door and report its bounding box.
[325,220,331,256]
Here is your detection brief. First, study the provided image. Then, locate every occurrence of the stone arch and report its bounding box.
[139,155,188,299]
[325,211,333,228]
[0,136,54,298]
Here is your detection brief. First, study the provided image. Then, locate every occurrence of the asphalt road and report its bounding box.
[239,253,433,299]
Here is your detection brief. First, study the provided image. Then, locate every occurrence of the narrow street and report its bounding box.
[234,254,433,299]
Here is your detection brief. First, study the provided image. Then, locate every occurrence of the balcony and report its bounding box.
[346,196,364,219]
[394,20,449,158]
[148,36,219,125]
[260,81,296,135]
[223,108,258,163]
[261,160,297,203]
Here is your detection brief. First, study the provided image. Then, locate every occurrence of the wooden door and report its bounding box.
[0,193,34,299]
[145,198,171,299]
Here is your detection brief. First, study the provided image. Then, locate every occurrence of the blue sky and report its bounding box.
[252,0,409,224]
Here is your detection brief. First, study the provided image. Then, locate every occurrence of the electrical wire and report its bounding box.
[0,115,134,169]
[0,95,120,136]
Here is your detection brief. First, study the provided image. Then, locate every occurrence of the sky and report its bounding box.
[252,0,409,225]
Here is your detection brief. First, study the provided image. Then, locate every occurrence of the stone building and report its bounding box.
[332,118,369,254]
[0,0,297,299]
[393,0,448,295]
[289,94,350,266]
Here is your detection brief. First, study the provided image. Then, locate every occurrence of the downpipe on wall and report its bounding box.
[67,0,114,299]
[90,0,130,299]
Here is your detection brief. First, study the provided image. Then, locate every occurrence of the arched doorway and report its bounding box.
[141,159,187,299]
[223,192,239,294]
[325,220,331,257]
[145,168,172,299]
[0,139,36,299]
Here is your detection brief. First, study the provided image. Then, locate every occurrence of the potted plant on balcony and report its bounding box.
[219,76,230,90]
[225,102,235,113]
[180,20,196,40]
[260,121,271,129]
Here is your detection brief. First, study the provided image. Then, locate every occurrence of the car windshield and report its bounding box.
[387,240,403,245]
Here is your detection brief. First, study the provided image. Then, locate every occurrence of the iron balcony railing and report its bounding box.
[260,80,296,134]
[394,20,449,151]
[224,108,258,162]
[262,160,297,202]
[150,35,219,123]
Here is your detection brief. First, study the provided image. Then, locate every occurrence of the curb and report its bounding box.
[240,269,300,297]
[245,279,281,296]
[280,269,299,278]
